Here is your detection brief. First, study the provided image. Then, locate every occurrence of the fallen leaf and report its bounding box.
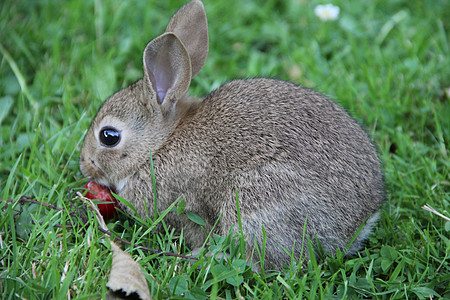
[106,242,151,300]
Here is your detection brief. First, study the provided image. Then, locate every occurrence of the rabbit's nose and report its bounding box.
[80,156,103,179]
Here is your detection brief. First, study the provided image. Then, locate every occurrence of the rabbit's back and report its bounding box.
[167,78,381,179]
[153,79,384,268]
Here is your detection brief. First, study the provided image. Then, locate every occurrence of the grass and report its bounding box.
[1,0,449,298]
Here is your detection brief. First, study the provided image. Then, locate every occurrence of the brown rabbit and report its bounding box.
[80,0,384,270]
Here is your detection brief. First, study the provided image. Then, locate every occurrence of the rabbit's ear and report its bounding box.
[143,33,191,110]
[165,0,208,78]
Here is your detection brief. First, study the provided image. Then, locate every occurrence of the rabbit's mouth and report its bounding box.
[80,156,123,193]
[96,176,129,195]
[90,176,117,194]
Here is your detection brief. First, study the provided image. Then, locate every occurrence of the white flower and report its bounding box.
[314,4,340,21]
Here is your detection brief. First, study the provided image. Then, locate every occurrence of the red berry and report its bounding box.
[84,181,118,219]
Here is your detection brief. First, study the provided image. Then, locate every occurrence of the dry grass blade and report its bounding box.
[76,192,108,230]
[421,203,450,222]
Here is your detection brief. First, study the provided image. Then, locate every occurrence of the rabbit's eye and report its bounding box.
[99,127,121,147]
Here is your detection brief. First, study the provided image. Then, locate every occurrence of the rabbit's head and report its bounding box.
[80,0,208,192]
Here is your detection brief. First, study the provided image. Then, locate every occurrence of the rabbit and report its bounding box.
[79,0,384,271]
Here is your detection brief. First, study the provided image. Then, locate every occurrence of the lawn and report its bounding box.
[1,0,449,298]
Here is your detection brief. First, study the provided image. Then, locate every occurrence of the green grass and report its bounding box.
[1,0,449,298]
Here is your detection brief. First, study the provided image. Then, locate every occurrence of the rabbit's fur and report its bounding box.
[80,0,384,270]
